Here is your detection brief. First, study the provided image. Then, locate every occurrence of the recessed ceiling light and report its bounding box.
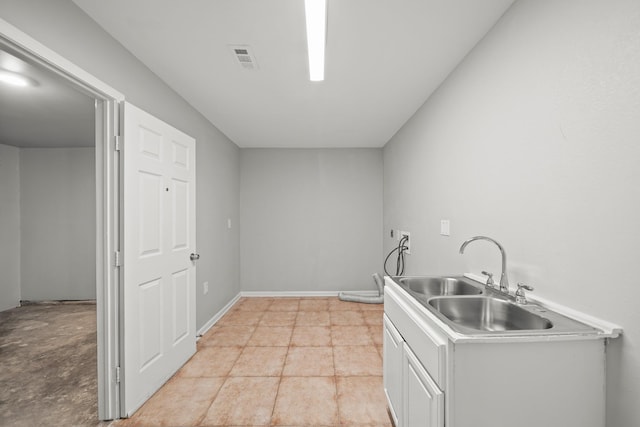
[305,0,327,82]
[0,70,32,87]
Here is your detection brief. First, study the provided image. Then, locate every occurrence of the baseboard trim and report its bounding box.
[20,299,97,306]
[196,292,242,337]
[239,290,380,298]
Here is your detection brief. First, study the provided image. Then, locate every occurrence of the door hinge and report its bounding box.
[114,135,122,151]
[115,366,121,383]
[114,251,121,267]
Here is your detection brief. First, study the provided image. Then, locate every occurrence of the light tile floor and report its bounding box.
[117,297,392,427]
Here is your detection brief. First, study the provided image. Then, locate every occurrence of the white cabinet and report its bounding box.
[383,315,403,426]
[383,279,611,427]
[404,344,444,427]
[383,314,444,427]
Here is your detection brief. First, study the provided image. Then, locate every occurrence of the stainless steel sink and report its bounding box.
[389,275,601,336]
[428,297,552,332]
[396,276,483,297]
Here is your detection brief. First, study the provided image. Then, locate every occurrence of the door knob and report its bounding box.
[190,253,200,261]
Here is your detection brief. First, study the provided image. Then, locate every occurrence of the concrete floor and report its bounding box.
[0,302,102,426]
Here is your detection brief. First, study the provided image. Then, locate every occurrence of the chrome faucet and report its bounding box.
[459,236,510,294]
[481,271,496,289]
[515,283,534,304]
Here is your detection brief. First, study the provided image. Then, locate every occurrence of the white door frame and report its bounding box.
[0,18,124,420]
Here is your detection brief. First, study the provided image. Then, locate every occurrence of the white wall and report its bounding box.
[241,149,383,293]
[0,0,241,328]
[0,143,21,311]
[196,137,240,326]
[383,1,640,425]
[19,147,95,300]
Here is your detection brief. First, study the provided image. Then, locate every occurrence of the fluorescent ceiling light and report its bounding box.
[305,0,326,82]
[0,70,31,87]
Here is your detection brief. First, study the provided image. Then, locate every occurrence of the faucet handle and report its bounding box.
[515,283,534,304]
[481,271,496,288]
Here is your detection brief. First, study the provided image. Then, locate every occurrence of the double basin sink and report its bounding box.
[391,276,598,336]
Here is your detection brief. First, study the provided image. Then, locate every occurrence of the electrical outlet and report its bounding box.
[400,231,411,254]
[203,281,209,295]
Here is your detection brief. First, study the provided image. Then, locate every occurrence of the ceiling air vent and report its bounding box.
[229,45,259,70]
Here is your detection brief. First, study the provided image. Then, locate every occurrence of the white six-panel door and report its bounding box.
[122,102,196,416]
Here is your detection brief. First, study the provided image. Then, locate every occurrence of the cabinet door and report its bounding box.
[383,315,404,426]
[404,345,444,427]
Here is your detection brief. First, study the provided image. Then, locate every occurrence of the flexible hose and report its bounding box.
[337,292,383,304]
[384,235,409,276]
[338,273,385,304]
[339,234,408,305]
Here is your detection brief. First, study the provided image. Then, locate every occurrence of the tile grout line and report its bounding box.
[331,343,343,425]
[194,296,247,427]
[269,304,297,427]
[268,352,285,426]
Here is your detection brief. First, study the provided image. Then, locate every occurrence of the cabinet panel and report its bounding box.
[383,315,403,426]
[449,340,605,427]
[404,345,444,427]
[385,286,447,388]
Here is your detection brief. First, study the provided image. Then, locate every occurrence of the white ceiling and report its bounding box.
[0,47,95,148]
[74,0,513,148]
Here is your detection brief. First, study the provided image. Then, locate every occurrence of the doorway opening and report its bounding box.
[0,42,101,426]
[1,19,123,422]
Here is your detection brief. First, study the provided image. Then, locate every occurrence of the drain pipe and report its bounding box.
[338,273,384,304]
